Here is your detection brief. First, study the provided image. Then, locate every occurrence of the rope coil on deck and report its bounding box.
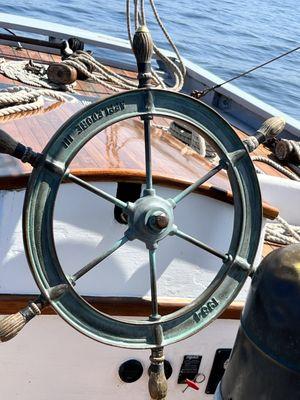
[0,86,77,118]
[0,1,186,94]
[62,51,139,92]
[0,58,75,92]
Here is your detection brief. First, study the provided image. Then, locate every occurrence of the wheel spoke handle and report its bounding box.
[143,117,154,194]
[172,228,230,262]
[170,162,224,206]
[71,236,129,282]
[149,248,160,320]
[66,173,128,210]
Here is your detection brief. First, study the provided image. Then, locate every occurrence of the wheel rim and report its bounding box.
[23,88,262,348]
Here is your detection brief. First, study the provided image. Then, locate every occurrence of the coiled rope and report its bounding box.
[0,86,76,118]
[251,155,300,245]
[0,101,62,123]
[0,58,74,92]
[265,215,300,245]
[63,51,138,92]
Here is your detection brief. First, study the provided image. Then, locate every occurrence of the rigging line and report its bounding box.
[2,27,22,49]
[3,27,16,36]
[149,0,186,77]
[192,45,300,98]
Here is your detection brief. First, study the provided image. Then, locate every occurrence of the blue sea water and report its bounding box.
[1,0,299,120]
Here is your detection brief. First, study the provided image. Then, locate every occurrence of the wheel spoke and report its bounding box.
[171,162,224,206]
[71,236,129,282]
[143,117,154,194]
[148,249,160,320]
[172,228,229,262]
[67,173,127,210]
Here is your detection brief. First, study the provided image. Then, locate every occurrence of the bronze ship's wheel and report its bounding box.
[23,86,262,349]
[0,27,262,353]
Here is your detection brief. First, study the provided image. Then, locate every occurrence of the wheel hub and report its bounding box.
[126,195,174,248]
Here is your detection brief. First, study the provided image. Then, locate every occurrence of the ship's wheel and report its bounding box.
[0,26,262,399]
[23,84,262,348]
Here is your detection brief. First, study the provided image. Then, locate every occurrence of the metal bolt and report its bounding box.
[155,214,169,229]
[149,213,169,231]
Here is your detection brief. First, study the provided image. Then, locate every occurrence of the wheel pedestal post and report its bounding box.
[149,348,168,400]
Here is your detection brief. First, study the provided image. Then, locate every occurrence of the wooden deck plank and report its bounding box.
[38,51,53,64]
[26,49,42,62]
[0,45,16,59]
[52,53,61,63]
[0,97,279,219]
[13,48,31,61]
[79,79,99,94]
[263,241,282,258]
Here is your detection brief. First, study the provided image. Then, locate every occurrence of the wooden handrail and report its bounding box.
[0,294,244,320]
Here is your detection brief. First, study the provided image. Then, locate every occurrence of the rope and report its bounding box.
[265,216,300,245]
[0,3,185,93]
[149,0,186,77]
[0,86,75,118]
[0,94,43,116]
[126,0,185,91]
[250,156,300,245]
[0,58,74,92]
[0,100,62,123]
[63,51,138,92]
[128,0,163,88]
[251,155,300,181]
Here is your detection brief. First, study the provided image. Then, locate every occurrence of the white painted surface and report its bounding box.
[0,182,264,301]
[258,174,300,225]
[0,314,239,399]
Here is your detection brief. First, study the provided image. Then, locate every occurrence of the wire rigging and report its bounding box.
[192,45,300,98]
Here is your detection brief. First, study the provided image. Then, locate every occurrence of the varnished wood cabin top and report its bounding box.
[0,44,279,222]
